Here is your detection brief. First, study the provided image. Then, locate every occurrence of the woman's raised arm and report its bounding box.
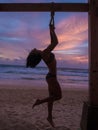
[43,25,58,55]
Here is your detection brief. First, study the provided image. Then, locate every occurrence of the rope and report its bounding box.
[49,2,55,29]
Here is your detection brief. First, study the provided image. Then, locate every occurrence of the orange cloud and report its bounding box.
[74,55,88,63]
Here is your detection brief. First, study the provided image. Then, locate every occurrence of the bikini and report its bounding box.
[46,53,56,80]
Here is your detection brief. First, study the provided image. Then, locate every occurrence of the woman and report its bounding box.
[26,12,62,127]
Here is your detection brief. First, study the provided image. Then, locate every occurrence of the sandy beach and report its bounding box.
[0,81,88,130]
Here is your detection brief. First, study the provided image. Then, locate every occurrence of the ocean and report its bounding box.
[0,64,88,89]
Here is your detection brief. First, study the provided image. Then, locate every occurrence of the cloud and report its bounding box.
[0,12,88,68]
[38,13,88,67]
[56,14,88,51]
[55,52,88,68]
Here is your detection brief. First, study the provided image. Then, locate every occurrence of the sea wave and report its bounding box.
[0,64,88,87]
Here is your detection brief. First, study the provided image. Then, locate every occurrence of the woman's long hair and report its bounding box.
[26,51,41,68]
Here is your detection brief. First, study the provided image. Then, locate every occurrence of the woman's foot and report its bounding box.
[32,99,40,109]
[47,117,55,127]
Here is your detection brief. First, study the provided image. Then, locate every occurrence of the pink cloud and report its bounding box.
[56,14,88,51]
[32,13,88,52]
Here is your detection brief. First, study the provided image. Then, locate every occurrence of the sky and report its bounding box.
[0,0,88,69]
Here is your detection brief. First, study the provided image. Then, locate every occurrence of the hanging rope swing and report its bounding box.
[49,11,55,28]
[49,2,55,29]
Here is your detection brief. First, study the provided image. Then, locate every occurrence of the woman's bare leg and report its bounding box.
[47,101,55,127]
[32,97,55,127]
[32,96,53,108]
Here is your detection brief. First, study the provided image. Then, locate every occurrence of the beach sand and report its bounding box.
[0,83,88,130]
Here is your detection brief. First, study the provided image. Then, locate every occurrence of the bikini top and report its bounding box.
[46,52,55,65]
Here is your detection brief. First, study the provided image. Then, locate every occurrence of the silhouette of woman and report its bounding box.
[26,12,62,127]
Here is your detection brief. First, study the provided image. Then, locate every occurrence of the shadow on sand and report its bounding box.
[46,126,70,130]
[0,118,70,130]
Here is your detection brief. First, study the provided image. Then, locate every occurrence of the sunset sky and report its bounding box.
[0,0,88,68]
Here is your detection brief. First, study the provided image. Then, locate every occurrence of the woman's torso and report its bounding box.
[41,51,61,92]
[41,52,57,75]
